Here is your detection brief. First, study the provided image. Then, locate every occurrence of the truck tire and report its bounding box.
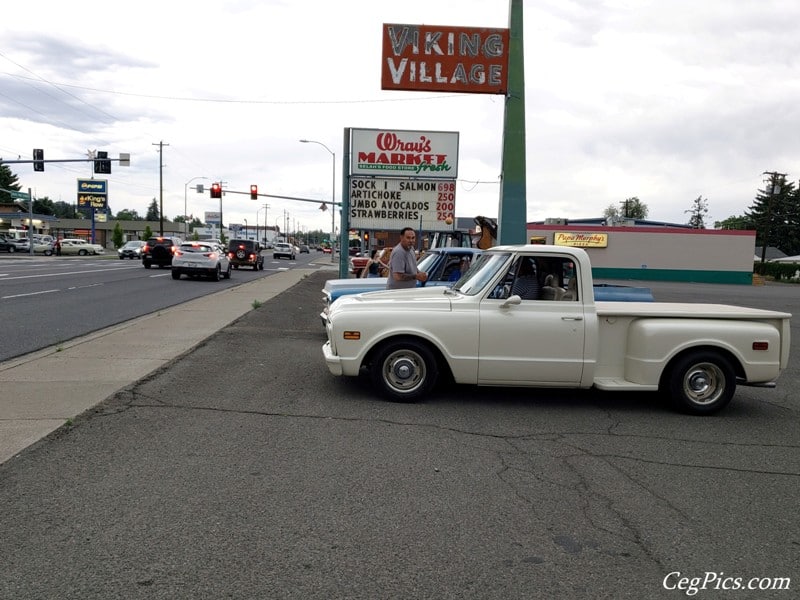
[371,339,438,402]
[667,350,736,415]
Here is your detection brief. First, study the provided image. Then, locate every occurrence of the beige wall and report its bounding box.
[527,225,757,284]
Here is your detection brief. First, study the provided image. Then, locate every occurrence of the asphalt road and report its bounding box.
[0,273,797,599]
[0,251,321,361]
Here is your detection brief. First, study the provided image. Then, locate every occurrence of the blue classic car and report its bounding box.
[321,247,653,325]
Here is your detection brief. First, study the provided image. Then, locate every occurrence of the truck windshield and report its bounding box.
[452,252,511,296]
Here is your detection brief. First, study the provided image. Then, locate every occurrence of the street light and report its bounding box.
[243,218,248,240]
[299,139,336,263]
[184,176,208,238]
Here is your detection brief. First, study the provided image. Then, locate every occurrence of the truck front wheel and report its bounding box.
[371,339,438,402]
[667,351,736,415]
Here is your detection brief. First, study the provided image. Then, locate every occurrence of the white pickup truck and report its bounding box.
[322,245,791,414]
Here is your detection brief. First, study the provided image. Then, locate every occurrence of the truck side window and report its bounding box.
[511,257,541,300]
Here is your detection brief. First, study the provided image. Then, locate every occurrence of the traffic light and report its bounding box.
[33,148,44,171]
[94,151,111,174]
[210,183,222,198]
[250,184,258,200]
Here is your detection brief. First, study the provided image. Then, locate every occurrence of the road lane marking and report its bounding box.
[0,265,142,281]
[2,289,60,299]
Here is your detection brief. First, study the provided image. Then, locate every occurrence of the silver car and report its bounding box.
[171,241,231,281]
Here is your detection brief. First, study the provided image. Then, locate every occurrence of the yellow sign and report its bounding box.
[554,232,608,248]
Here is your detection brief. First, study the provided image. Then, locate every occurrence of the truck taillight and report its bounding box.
[752,341,769,351]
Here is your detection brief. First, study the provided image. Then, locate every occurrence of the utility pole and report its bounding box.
[759,171,787,273]
[152,141,169,235]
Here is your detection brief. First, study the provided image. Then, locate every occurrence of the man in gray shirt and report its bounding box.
[386,227,428,289]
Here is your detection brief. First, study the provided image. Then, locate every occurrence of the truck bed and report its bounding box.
[596,302,791,320]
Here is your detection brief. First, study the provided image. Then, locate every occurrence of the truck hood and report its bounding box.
[324,277,388,296]
[330,286,454,315]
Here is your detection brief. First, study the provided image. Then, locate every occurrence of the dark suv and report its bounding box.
[142,236,181,268]
[227,239,264,270]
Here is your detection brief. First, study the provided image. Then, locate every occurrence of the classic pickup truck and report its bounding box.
[323,247,653,324]
[322,245,791,414]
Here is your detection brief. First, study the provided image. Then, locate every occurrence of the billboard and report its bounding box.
[351,128,459,179]
[381,24,509,94]
[349,177,455,231]
[77,179,108,210]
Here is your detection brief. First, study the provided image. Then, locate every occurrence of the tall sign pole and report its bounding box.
[498,0,527,245]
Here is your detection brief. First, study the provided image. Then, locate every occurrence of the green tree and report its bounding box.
[114,209,142,221]
[685,196,709,229]
[33,196,56,216]
[116,208,144,221]
[53,201,80,218]
[143,225,153,240]
[620,197,648,219]
[714,214,754,230]
[0,164,21,202]
[112,222,124,249]
[145,198,159,221]
[603,197,649,222]
[747,175,798,262]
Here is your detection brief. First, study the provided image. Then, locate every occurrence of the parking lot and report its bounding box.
[1,271,797,599]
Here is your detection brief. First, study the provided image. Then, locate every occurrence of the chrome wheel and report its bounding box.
[382,349,427,394]
[371,339,438,402]
[668,351,736,415]
[682,362,725,405]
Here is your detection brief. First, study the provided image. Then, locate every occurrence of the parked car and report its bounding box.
[0,236,15,252]
[273,242,296,260]
[226,239,264,270]
[9,238,31,252]
[118,240,146,259]
[171,241,231,281]
[141,236,181,268]
[57,239,105,255]
[322,245,791,414]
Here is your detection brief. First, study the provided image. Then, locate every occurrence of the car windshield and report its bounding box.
[180,243,214,253]
[452,252,512,296]
[416,251,443,273]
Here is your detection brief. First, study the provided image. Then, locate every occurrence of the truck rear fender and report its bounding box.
[624,318,782,385]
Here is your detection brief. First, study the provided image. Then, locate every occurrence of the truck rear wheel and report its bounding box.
[667,350,736,415]
[371,339,438,402]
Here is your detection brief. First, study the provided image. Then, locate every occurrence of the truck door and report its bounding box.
[478,255,586,385]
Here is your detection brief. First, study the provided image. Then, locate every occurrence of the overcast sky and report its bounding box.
[2,0,799,235]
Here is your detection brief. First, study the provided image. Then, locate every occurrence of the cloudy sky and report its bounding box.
[2,0,799,236]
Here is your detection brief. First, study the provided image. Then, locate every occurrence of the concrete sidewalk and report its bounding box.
[0,266,321,464]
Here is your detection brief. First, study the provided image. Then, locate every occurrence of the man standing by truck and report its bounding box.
[386,227,428,289]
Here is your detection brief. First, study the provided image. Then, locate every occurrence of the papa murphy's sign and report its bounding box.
[381,23,509,94]
[554,232,609,248]
[351,128,459,179]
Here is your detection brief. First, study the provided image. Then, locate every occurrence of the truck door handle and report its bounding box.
[562,316,583,321]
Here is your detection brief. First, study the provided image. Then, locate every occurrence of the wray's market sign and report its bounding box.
[381,24,509,94]
[351,128,459,179]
